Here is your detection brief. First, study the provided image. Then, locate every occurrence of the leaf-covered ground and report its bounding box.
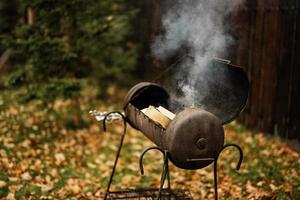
[0,86,299,200]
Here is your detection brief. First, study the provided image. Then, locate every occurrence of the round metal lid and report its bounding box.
[195,61,249,124]
[169,59,249,124]
[123,82,170,110]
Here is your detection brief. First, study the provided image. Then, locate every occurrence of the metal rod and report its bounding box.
[166,151,171,191]
[213,156,218,200]
[157,150,170,200]
[102,111,127,132]
[139,146,165,175]
[213,143,244,200]
[213,57,231,64]
[102,112,127,200]
[139,146,171,200]
[186,158,215,162]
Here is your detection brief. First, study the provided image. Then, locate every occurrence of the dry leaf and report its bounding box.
[0,180,7,188]
[21,172,32,181]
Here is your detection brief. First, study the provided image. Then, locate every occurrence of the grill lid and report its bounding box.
[167,58,249,124]
[124,59,249,125]
[192,60,249,124]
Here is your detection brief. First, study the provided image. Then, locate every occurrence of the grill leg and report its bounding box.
[213,144,244,200]
[139,147,171,200]
[213,157,219,200]
[157,150,171,200]
[100,112,127,200]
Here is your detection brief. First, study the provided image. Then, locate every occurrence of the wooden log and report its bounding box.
[142,105,175,129]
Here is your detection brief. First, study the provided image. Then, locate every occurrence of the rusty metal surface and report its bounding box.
[124,82,226,170]
[165,108,224,169]
[155,58,249,125]
[123,82,170,111]
[95,109,243,200]
[94,76,246,200]
[125,102,224,170]
[107,188,193,200]
[123,69,246,169]
[124,61,249,126]
[193,61,249,124]
[125,103,166,147]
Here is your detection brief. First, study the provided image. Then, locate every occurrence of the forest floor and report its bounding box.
[0,86,299,200]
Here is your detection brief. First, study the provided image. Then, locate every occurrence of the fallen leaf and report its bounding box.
[55,153,66,165]
[21,172,32,181]
[0,180,7,188]
[6,193,16,200]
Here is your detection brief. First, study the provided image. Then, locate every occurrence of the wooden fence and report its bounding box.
[230,0,300,141]
[142,0,300,141]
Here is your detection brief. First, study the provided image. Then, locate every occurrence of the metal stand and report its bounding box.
[96,112,192,200]
[93,111,243,200]
[139,144,243,200]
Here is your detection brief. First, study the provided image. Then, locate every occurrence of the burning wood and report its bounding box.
[142,106,175,128]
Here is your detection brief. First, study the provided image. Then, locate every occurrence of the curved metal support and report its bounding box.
[102,111,127,133]
[139,146,171,200]
[221,144,243,170]
[102,112,127,200]
[213,144,243,200]
[139,146,165,175]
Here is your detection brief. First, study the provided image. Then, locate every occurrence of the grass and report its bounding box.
[0,85,299,199]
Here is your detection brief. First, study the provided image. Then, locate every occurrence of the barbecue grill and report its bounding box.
[90,58,249,200]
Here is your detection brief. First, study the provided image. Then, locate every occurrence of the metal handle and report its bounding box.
[213,57,231,64]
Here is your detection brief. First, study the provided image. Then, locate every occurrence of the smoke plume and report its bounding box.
[152,0,243,108]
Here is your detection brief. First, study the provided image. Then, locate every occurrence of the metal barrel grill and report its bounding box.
[124,59,249,170]
[91,59,250,200]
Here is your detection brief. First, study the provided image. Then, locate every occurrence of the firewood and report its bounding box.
[141,105,176,128]
[157,106,176,120]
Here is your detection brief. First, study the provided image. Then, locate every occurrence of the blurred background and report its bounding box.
[0,0,299,199]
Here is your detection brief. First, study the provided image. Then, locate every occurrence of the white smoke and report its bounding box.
[152,0,243,107]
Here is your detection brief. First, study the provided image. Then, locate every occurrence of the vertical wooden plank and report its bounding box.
[249,0,265,128]
[230,0,254,124]
[150,0,162,71]
[257,1,268,130]
[135,0,156,79]
[233,1,251,69]
[229,0,241,65]
[273,0,297,138]
[260,0,280,132]
[289,1,300,141]
[139,0,162,79]
[243,0,258,127]
[231,4,237,62]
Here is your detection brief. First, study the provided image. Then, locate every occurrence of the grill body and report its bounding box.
[124,83,224,169]
[123,60,249,170]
